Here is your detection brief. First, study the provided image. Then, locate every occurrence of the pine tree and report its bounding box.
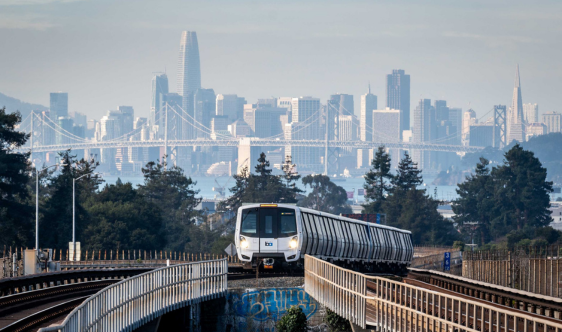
[281,155,303,201]
[299,175,351,214]
[452,158,495,244]
[217,165,249,222]
[492,144,553,231]
[391,151,422,191]
[363,146,393,213]
[0,108,32,247]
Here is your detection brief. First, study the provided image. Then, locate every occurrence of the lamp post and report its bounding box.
[35,163,67,255]
[72,172,99,261]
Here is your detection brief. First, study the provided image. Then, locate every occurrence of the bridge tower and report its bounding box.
[493,105,507,148]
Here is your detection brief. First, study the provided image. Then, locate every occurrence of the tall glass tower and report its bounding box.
[177,31,202,119]
[386,69,410,136]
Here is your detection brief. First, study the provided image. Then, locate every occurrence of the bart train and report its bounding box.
[235,203,413,274]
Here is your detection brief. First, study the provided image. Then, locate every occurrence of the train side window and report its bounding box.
[334,220,344,257]
[348,223,357,258]
[313,215,324,256]
[301,213,310,255]
[328,217,337,257]
[354,223,362,259]
[380,229,389,260]
[240,209,258,236]
[361,225,368,259]
[320,216,329,256]
[370,226,377,258]
[324,217,335,257]
[340,221,349,257]
[307,214,318,255]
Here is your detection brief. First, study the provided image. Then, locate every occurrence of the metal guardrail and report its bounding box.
[39,258,228,332]
[304,255,562,331]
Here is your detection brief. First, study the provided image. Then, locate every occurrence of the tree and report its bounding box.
[383,152,457,245]
[452,158,495,244]
[137,161,200,251]
[363,146,393,213]
[391,151,422,191]
[217,165,249,225]
[299,175,351,214]
[40,150,103,249]
[492,144,552,231]
[83,181,165,250]
[0,108,32,247]
[276,306,308,332]
[281,155,303,201]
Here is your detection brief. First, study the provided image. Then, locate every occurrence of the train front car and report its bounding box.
[235,204,301,270]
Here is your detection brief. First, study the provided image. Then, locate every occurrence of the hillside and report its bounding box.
[0,92,48,118]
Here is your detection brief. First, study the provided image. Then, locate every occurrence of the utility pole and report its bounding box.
[164,103,168,170]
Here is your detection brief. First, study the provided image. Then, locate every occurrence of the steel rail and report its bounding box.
[0,296,89,332]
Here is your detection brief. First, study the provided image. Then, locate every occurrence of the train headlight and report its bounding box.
[289,236,298,249]
[240,236,249,249]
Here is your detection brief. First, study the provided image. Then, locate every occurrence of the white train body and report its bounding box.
[235,204,413,272]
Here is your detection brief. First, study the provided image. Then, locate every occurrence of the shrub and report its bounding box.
[324,308,351,332]
[276,306,308,332]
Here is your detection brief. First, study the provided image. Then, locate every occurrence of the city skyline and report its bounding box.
[1,1,560,121]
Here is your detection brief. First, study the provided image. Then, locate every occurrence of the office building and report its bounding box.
[360,85,377,141]
[243,104,288,138]
[228,120,251,137]
[412,99,436,169]
[50,92,68,119]
[462,109,477,145]
[287,97,322,171]
[210,115,229,133]
[338,115,357,141]
[177,31,202,125]
[373,108,401,168]
[526,123,546,140]
[118,106,134,136]
[151,73,169,138]
[277,97,293,122]
[216,94,244,122]
[523,103,538,123]
[193,88,216,138]
[543,112,561,133]
[386,70,410,133]
[507,64,526,143]
[469,124,494,147]
[57,117,74,145]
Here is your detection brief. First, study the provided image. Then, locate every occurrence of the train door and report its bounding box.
[259,208,278,253]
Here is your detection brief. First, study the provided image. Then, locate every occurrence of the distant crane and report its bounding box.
[212,177,232,199]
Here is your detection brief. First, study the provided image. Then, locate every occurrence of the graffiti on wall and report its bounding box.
[229,288,318,322]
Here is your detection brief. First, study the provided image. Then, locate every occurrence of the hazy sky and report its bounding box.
[0,0,560,121]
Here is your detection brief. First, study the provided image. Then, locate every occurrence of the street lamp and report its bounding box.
[35,163,67,255]
[72,172,100,261]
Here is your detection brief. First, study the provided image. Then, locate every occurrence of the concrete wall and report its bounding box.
[202,287,328,332]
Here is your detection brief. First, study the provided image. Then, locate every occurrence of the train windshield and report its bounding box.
[240,207,297,237]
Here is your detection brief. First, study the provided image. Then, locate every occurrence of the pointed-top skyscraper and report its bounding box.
[177,31,202,138]
[508,64,526,143]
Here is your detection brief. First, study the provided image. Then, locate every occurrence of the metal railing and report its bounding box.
[39,258,227,332]
[304,255,562,331]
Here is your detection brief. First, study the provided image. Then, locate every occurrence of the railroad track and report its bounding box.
[0,280,118,332]
[407,268,562,320]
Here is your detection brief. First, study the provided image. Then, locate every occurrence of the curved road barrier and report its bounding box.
[39,259,227,332]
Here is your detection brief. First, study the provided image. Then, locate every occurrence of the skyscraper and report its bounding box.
[543,112,561,134]
[177,31,202,121]
[507,64,525,143]
[151,73,169,138]
[523,103,539,123]
[360,85,377,142]
[118,106,134,135]
[216,94,243,122]
[193,88,216,139]
[412,99,436,169]
[286,97,322,171]
[386,70,410,135]
[50,92,68,119]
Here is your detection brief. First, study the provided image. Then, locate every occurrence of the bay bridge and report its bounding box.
[15,103,485,173]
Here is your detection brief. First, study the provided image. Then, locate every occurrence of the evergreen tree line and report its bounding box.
[452,144,555,247]
[362,147,458,245]
[218,152,352,219]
